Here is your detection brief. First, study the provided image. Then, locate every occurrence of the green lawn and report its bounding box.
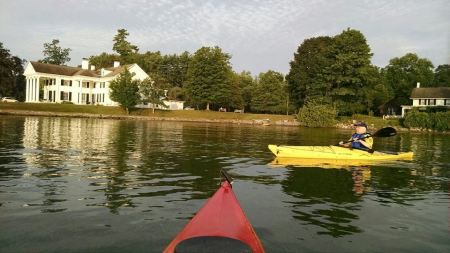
[339,114,401,129]
[0,102,295,122]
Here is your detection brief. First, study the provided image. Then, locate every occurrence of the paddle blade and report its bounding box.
[373,127,397,138]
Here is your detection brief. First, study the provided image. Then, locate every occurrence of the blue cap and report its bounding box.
[353,121,368,128]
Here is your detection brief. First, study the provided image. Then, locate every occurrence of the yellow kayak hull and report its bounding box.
[268,145,414,161]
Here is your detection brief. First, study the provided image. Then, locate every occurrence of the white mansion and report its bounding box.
[24,59,184,109]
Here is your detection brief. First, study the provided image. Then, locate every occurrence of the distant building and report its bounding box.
[23,59,184,110]
[24,59,148,105]
[379,99,402,117]
[401,83,450,117]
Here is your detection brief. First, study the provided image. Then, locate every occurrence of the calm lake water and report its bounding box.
[0,116,449,253]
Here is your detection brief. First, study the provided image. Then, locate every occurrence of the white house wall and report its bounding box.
[412,98,447,106]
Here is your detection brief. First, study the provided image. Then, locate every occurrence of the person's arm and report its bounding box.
[339,137,353,147]
[357,137,373,149]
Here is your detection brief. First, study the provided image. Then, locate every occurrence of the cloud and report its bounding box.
[0,0,448,74]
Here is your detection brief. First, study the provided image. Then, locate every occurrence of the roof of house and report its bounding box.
[411,87,450,99]
[30,61,132,78]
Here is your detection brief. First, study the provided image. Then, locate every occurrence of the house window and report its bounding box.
[419,99,427,105]
[445,99,450,105]
[428,99,436,105]
[60,91,70,101]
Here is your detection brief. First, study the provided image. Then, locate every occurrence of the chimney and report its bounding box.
[113,61,120,68]
[90,65,96,71]
[416,82,420,88]
[81,58,89,70]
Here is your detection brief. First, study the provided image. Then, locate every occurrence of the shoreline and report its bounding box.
[1,109,448,134]
[0,109,301,127]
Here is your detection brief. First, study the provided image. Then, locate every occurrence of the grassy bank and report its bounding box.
[339,114,401,129]
[0,102,295,122]
[0,103,408,130]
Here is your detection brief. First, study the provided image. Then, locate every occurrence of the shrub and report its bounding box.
[403,109,431,129]
[431,112,450,131]
[297,100,337,127]
[403,109,450,131]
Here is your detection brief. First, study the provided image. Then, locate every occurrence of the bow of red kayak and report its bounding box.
[163,180,265,253]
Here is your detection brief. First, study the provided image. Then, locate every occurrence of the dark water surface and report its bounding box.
[0,116,449,253]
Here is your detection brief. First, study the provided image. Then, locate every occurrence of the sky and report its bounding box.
[0,0,449,74]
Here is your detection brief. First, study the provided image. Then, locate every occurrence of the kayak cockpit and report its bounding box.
[175,236,252,253]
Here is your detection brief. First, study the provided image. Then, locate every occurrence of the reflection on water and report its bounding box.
[0,116,449,253]
[18,117,221,215]
[282,167,365,237]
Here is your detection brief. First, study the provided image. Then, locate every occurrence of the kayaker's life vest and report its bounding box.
[351,133,373,150]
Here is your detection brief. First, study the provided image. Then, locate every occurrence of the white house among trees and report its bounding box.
[401,83,450,117]
[23,59,148,106]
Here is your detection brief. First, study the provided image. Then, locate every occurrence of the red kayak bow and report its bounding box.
[163,174,265,253]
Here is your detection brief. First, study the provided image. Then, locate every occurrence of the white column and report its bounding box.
[32,78,35,102]
[30,78,34,102]
[36,77,40,102]
[34,78,37,102]
[27,78,30,102]
[32,79,34,102]
[25,78,28,102]
[55,77,61,103]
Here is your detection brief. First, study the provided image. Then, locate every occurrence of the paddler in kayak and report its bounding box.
[339,121,373,151]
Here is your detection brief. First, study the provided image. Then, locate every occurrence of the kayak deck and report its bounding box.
[163,180,265,253]
[268,145,413,160]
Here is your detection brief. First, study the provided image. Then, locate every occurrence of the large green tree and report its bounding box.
[167,86,185,101]
[286,36,333,108]
[139,73,169,113]
[159,52,191,88]
[229,71,255,111]
[360,66,392,114]
[109,69,140,114]
[113,29,139,57]
[251,70,288,114]
[40,39,71,65]
[433,64,450,87]
[184,46,232,110]
[237,71,256,112]
[286,29,379,115]
[0,42,25,100]
[384,53,434,105]
[89,52,121,69]
[127,51,162,74]
[328,28,373,115]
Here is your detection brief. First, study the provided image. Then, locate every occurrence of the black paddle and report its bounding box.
[339,127,397,153]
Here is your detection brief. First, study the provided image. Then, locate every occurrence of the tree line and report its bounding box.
[287,28,449,116]
[1,28,449,116]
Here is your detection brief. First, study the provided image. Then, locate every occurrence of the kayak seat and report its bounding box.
[174,236,252,253]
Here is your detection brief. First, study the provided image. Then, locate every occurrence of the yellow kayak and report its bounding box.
[268,145,414,161]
